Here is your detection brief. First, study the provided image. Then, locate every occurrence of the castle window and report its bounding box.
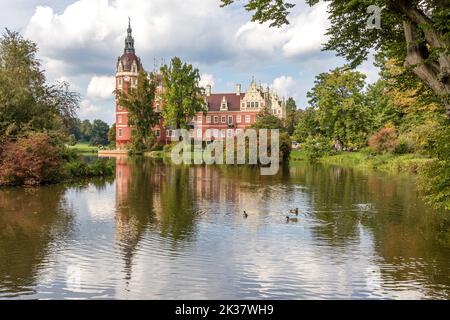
[236,115,241,123]
[206,116,211,124]
[227,129,233,138]
[247,102,250,108]
[118,128,123,137]
[245,115,251,124]
[118,115,123,124]
[242,103,245,109]
[213,129,219,138]
[251,102,255,108]
[228,116,233,125]
[221,116,226,124]
[221,130,226,138]
[197,129,202,139]
[255,102,259,108]
[156,129,161,137]
[118,79,122,86]
[214,116,219,124]
[197,116,203,124]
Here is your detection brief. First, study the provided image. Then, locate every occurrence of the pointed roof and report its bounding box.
[124,18,135,54]
[117,18,142,73]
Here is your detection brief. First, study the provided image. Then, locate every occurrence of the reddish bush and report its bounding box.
[368,124,398,154]
[0,133,64,186]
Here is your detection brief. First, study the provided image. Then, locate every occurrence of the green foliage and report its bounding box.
[418,123,450,210]
[90,119,109,146]
[65,157,115,179]
[0,29,79,140]
[303,135,332,162]
[307,67,372,148]
[293,107,318,143]
[117,70,159,152]
[251,109,292,161]
[108,123,116,149]
[221,1,450,114]
[220,0,295,27]
[160,57,206,129]
[284,97,301,135]
[252,109,284,130]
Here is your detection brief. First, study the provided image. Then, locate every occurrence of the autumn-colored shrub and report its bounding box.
[368,124,398,154]
[0,133,64,186]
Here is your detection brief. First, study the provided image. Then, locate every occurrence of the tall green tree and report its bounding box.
[160,57,206,129]
[117,70,159,152]
[293,107,319,143]
[221,0,450,116]
[307,67,371,148]
[79,120,93,142]
[108,123,116,149]
[0,29,79,139]
[90,119,109,146]
[284,97,300,135]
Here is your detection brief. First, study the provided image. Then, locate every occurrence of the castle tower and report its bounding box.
[115,18,142,150]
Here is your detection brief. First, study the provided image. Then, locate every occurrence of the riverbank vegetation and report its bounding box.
[0,30,114,187]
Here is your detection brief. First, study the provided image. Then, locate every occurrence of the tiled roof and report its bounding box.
[117,53,142,72]
[206,93,245,112]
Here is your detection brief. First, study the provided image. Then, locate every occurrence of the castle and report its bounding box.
[115,21,286,150]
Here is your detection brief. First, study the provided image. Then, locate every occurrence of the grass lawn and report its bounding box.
[68,143,99,153]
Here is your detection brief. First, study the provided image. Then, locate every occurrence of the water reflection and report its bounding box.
[0,158,448,299]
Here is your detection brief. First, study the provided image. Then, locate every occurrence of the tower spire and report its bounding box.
[124,18,135,54]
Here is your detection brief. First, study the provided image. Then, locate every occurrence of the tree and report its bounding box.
[79,120,93,142]
[284,97,301,135]
[293,107,319,143]
[220,1,450,116]
[252,108,285,130]
[90,119,109,146]
[108,123,116,149]
[117,70,159,152]
[251,109,292,161]
[160,57,206,129]
[0,29,79,139]
[307,67,372,148]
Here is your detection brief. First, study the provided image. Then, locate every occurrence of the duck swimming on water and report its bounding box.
[289,208,299,215]
[243,211,248,218]
[286,216,298,223]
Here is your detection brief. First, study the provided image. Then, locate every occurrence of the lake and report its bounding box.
[0,157,449,299]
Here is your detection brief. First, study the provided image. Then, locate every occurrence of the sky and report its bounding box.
[0,0,380,125]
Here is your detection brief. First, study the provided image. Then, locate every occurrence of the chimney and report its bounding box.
[236,84,241,96]
[206,84,211,97]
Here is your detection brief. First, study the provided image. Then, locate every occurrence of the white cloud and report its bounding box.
[282,3,330,57]
[234,3,330,58]
[272,76,298,99]
[199,73,215,88]
[79,99,100,117]
[87,75,115,99]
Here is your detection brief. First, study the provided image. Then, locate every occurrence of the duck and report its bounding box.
[243,211,248,218]
[286,216,298,223]
[289,208,299,215]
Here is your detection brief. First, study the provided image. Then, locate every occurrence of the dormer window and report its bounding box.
[131,61,137,73]
[220,96,228,110]
[118,62,123,72]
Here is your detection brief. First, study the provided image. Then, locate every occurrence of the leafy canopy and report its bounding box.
[160,57,206,129]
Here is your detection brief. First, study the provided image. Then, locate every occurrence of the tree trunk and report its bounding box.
[394,0,450,117]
